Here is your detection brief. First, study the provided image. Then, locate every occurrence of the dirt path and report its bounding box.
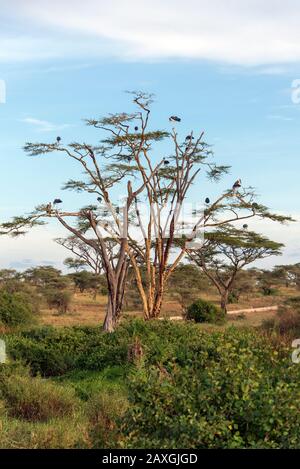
[227,305,278,315]
[163,305,279,321]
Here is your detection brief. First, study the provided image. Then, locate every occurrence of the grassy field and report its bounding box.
[39,287,296,328]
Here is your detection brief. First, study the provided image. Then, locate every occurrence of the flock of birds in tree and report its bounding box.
[49,125,245,228]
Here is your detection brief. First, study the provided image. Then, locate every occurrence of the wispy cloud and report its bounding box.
[267,114,294,122]
[2,0,300,66]
[21,117,72,132]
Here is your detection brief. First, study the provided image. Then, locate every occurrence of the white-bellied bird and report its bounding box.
[232,179,242,190]
[169,116,181,122]
[53,198,62,208]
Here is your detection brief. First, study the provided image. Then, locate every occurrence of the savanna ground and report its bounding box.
[40,287,291,328]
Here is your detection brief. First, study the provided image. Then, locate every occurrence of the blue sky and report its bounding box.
[0,0,300,270]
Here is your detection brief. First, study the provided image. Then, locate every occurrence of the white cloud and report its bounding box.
[21,117,71,132]
[266,114,294,122]
[1,0,300,65]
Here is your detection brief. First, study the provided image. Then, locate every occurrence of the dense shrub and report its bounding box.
[43,289,72,314]
[186,299,224,324]
[121,327,300,449]
[2,320,300,448]
[4,326,93,376]
[0,291,36,326]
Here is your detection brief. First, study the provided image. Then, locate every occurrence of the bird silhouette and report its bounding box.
[134,126,138,131]
[56,136,61,143]
[53,198,62,205]
[232,179,242,190]
[205,197,210,204]
[185,135,194,141]
[46,203,52,214]
[243,224,248,229]
[97,196,102,202]
[169,116,181,122]
[163,159,170,165]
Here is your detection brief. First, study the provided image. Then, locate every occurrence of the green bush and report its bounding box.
[43,288,72,314]
[122,327,300,449]
[2,320,300,448]
[0,291,36,326]
[186,299,224,324]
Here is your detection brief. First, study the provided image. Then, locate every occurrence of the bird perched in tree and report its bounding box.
[134,126,138,131]
[163,159,170,165]
[126,156,132,162]
[252,202,259,209]
[205,197,210,204]
[232,179,242,190]
[185,135,194,141]
[53,198,62,205]
[243,224,248,229]
[56,136,61,144]
[169,116,181,122]
[97,196,102,202]
[46,203,52,214]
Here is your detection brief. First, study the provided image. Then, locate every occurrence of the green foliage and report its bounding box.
[43,288,72,314]
[0,291,36,327]
[228,291,239,304]
[0,368,79,422]
[2,320,300,448]
[87,387,128,448]
[186,298,225,324]
[121,327,300,449]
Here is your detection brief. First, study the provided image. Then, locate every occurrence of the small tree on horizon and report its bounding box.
[188,225,283,313]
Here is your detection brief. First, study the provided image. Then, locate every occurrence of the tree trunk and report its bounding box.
[102,262,128,332]
[103,296,117,332]
[220,291,229,314]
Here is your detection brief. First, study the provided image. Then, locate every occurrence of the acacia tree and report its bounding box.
[58,236,104,274]
[1,92,291,327]
[98,94,289,319]
[187,225,283,313]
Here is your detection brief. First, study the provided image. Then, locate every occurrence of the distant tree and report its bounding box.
[272,263,300,289]
[58,236,104,275]
[22,266,68,290]
[63,257,87,272]
[70,270,105,299]
[0,269,19,282]
[167,264,210,313]
[188,225,283,313]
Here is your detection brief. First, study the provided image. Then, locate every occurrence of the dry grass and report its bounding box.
[37,287,296,329]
